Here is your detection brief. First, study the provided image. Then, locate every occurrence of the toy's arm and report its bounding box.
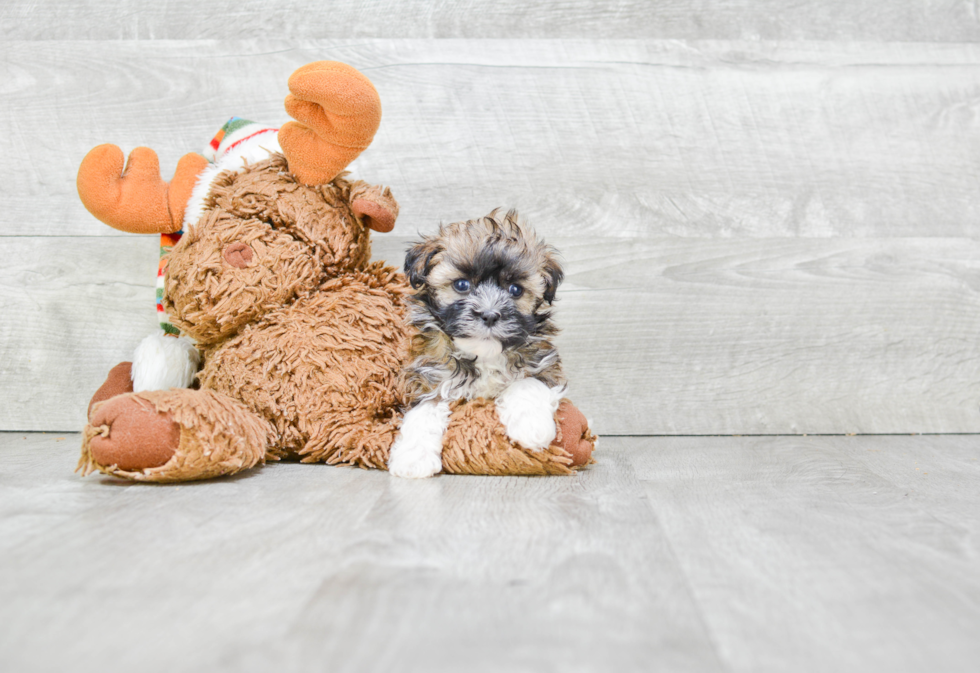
[439,398,596,476]
[349,181,399,233]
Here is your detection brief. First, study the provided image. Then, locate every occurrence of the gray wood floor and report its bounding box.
[1,432,978,673]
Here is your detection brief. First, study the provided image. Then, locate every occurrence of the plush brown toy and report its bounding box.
[76,61,596,482]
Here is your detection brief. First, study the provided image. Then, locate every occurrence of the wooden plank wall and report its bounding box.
[2,3,979,434]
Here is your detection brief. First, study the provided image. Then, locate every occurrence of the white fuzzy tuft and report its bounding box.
[182,162,224,230]
[453,337,503,360]
[183,132,282,229]
[437,337,512,400]
[495,378,565,451]
[388,400,451,478]
[132,332,200,392]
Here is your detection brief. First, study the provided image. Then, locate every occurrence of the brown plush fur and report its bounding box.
[76,60,596,482]
[81,157,596,481]
[441,398,595,476]
[157,155,414,471]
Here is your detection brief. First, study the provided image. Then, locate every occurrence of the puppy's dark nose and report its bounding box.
[479,310,500,327]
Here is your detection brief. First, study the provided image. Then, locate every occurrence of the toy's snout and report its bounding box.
[223,242,254,269]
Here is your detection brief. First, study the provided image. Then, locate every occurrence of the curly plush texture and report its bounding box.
[76,60,596,482]
[200,265,413,469]
[441,398,595,476]
[81,157,596,480]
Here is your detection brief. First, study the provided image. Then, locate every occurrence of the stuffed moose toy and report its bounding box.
[75,60,596,482]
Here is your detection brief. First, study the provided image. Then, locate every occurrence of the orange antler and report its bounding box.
[278,61,382,186]
[77,144,209,234]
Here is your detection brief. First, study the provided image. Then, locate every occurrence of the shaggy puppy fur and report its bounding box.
[388,210,568,478]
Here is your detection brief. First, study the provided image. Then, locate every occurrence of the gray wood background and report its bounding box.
[2,2,979,434]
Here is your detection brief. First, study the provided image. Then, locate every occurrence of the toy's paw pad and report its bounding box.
[388,450,443,479]
[352,197,396,233]
[496,379,564,451]
[555,401,594,466]
[88,394,180,471]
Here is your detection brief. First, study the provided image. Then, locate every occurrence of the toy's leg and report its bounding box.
[295,409,402,471]
[440,399,597,476]
[295,398,595,477]
[79,389,273,483]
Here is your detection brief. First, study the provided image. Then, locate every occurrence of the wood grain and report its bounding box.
[0,433,722,673]
[4,39,980,238]
[4,235,979,434]
[630,434,980,673]
[3,0,980,41]
[2,432,978,672]
[0,236,161,431]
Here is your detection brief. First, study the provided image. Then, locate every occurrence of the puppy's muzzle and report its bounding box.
[478,310,501,327]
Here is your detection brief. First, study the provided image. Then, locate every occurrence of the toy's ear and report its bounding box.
[350,184,399,233]
[352,199,395,233]
[542,252,564,304]
[404,238,442,290]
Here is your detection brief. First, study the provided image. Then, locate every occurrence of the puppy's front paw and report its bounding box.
[503,411,557,452]
[388,449,443,479]
[496,378,564,451]
[387,400,450,478]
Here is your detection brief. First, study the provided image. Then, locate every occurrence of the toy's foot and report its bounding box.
[88,362,134,420]
[554,401,595,467]
[80,388,271,482]
[88,394,180,470]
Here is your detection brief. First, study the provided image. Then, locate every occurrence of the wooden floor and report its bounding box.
[1,432,977,673]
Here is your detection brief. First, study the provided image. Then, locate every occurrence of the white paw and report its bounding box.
[502,410,557,451]
[388,449,443,479]
[387,400,450,479]
[496,378,564,451]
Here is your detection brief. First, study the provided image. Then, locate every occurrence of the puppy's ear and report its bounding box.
[542,252,564,303]
[404,238,442,289]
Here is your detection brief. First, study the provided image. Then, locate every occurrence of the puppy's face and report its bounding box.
[405,211,563,350]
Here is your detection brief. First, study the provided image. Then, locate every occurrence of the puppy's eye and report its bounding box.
[453,279,471,293]
[508,284,524,298]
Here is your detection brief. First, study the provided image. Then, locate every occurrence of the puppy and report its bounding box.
[388,209,566,478]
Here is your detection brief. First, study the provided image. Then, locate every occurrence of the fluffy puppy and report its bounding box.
[388,209,566,478]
